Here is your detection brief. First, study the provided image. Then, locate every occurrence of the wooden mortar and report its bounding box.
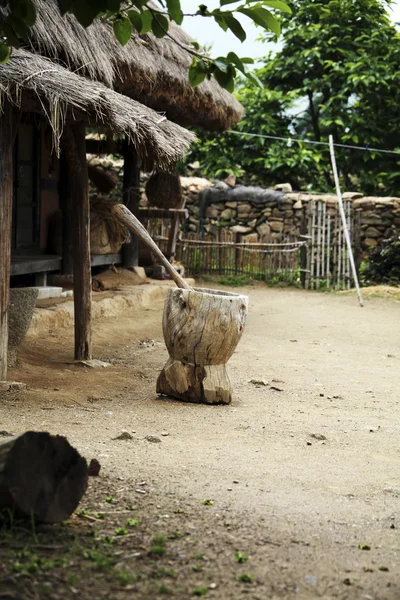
[156,287,248,404]
[111,204,249,404]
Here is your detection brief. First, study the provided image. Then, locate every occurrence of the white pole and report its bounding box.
[328,135,363,307]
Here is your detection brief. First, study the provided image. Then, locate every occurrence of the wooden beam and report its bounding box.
[122,141,140,269]
[0,102,15,381]
[59,151,73,275]
[62,123,92,360]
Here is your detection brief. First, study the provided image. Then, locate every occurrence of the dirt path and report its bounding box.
[1,285,399,599]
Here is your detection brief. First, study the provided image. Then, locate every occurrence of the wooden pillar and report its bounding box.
[0,102,15,381]
[62,122,92,360]
[59,151,73,275]
[122,141,140,268]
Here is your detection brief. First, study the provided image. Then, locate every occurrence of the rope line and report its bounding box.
[228,130,400,157]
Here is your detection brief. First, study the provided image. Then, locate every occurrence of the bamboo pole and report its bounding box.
[326,213,331,289]
[329,136,363,305]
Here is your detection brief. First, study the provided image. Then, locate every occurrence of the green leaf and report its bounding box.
[166,0,184,25]
[213,13,228,32]
[214,68,235,92]
[139,10,153,34]
[189,63,207,87]
[13,0,37,27]
[223,13,246,42]
[214,58,229,73]
[239,6,281,36]
[151,13,169,38]
[263,1,292,14]
[113,16,133,46]
[0,43,10,64]
[245,70,263,88]
[70,3,99,27]
[127,10,142,32]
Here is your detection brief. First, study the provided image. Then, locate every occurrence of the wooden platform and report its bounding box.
[11,254,121,276]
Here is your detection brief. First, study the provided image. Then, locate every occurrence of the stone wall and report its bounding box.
[85,156,400,255]
[181,182,400,254]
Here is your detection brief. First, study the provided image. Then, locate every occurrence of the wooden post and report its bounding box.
[122,141,140,268]
[59,151,73,275]
[62,122,92,360]
[0,102,15,381]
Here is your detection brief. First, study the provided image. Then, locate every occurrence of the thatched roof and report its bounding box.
[25,0,243,131]
[0,49,195,169]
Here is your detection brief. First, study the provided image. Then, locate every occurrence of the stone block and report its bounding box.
[293,200,303,209]
[220,208,234,220]
[24,286,62,300]
[225,201,238,209]
[257,223,271,237]
[270,221,284,233]
[248,219,257,228]
[206,206,219,219]
[364,227,380,238]
[363,238,378,248]
[230,225,252,234]
[274,183,292,192]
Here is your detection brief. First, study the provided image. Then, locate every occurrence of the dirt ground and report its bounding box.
[0,283,399,600]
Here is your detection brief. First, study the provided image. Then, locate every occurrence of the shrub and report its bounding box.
[361,235,400,285]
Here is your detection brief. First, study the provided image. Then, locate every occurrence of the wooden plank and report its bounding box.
[11,255,61,276]
[0,102,15,380]
[122,142,140,269]
[62,122,92,360]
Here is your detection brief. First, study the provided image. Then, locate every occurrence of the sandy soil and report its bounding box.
[1,284,399,600]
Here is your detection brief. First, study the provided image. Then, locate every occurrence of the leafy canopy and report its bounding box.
[186,0,400,194]
[0,0,290,90]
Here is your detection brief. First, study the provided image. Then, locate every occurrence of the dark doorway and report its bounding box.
[12,119,40,253]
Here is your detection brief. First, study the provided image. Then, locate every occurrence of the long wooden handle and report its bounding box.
[111,203,192,291]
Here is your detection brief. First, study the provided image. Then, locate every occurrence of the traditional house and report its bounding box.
[0,1,243,379]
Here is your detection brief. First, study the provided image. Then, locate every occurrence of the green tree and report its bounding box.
[0,0,290,91]
[187,0,400,194]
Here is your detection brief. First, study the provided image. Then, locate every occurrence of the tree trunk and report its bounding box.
[122,141,140,269]
[0,431,88,523]
[156,287,248,404]
[0,102,16,381]
[62,123,92,360]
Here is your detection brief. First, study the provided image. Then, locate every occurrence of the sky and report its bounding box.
[182,0,400,62]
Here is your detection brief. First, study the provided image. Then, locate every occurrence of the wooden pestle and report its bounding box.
[111,203,193,291]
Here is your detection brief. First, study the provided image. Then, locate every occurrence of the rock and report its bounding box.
[80,359,110,368]
[113,431,133,441]
[274,183,292,192]
[270,221,284,233]
[0,381,27,392]
[220,208,234,220]
[0,430,15,436]
[310,433,327,441]
[206,206,219,219]
[225,201,238,209]
[293,200,303,209]
[364,238,378,248]
[237,203,251,214]
[145,435,161,443]
[247,219,257,228]
[364,227,380,238]
[248,378,268,386]
[230,225,252,234]
[257,223,271,237]
[88,458,101,476]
